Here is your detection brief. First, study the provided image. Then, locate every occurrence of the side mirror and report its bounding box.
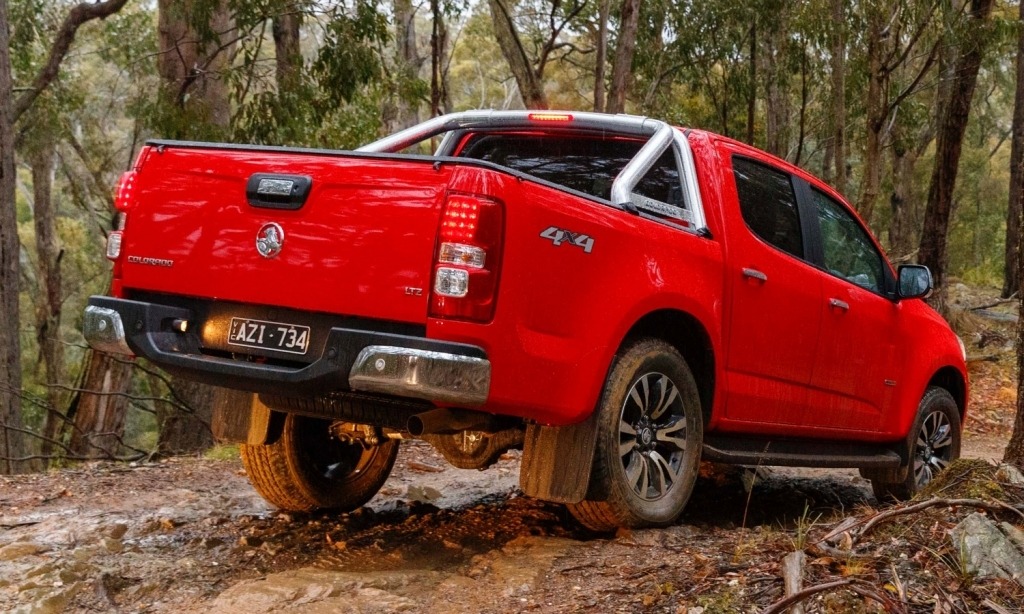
[897,265,933,300]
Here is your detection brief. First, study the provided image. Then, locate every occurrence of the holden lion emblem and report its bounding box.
[256,222,285,258]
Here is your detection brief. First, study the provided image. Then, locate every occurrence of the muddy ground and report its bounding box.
[2,299,1024,612]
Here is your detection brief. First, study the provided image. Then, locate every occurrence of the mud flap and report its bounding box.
[212,391,282,445]
[519,411,598,504]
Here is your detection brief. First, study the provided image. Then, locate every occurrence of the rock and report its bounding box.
[10,581,84,614]
[995,464,1024,486]
[407,485,442,503]
[1004,522,1024,550]
[207,569,424,613]
[0,542,47,561]
[103,523,129,540]
[949,513,1024,586]
[71,546,103,563]
[102,537,123,554]
[24,562,58,579]
[260,540,283,556]
[239,536,264,548]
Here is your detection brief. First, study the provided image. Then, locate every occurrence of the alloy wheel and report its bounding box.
[618,372,689,501]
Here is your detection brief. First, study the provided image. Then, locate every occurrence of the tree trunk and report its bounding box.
[1009,237,1024,465]
[157,0,234,443]
[763,11,790,158]
[0,0,129,473]
[0,0,28,474]
[158,377,215,455]
[888,134,919,260]
[1003,0,1024,299]
[272,2,302,93]
[856,9,885,225]
[830,0,847,196]
[793,44,808,166]
[430,0,449,117]
[68,351,133,459]
[488,0,547,109]
[392,0,421,129]
[30,141,66,464]
[918,0,995,296]
[746,23,756,146]
[157,0,236,132]
[593,0,610,112]
[606,0,641,114]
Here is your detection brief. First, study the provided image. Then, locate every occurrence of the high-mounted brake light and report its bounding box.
[528,112,574,123]
[430,193,504,322]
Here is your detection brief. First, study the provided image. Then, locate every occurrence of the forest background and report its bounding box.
[1,0,1024,472]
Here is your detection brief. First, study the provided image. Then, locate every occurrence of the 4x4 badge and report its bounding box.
[256,222,284,258]
[540,226,594,253]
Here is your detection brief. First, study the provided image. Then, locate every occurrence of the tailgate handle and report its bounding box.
[246,174,313,210]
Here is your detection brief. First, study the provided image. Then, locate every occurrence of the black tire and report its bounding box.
[424,428,523,470]
[871,387,961,503]
[240,414,399,512]
[568,338,703,531]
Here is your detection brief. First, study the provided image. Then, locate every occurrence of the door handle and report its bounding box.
[829,298,850,311]
[742,268,768,282]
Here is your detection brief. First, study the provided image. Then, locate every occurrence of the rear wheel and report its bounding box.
[568,339,703,531]
[871,387,960,502]
[241,414,399,512]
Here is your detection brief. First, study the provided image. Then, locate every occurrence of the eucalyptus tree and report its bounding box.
[918,0,996,298]
[486,0,589,109]
[851,0,943,225]
[0,0,128,473]
[1004,0,1024,300]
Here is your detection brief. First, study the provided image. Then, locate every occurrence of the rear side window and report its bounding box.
[732,157,803,258]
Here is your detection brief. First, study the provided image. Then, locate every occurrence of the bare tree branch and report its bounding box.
[13,0,131,121]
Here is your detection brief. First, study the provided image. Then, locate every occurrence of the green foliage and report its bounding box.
[204,444,241,461]
[230,1,389,147]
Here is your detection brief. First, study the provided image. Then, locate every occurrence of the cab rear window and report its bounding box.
[457,133,680,205]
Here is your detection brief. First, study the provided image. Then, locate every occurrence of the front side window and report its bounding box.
[813,189,885,292]
[732,157,803,258]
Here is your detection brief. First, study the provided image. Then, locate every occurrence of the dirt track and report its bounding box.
[2,314,1020,614]
[0,412,1014,614]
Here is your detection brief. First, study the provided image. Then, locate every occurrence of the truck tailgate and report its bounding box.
[121,145,453,324]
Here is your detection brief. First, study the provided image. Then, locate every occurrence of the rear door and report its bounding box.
[722,153,823,426]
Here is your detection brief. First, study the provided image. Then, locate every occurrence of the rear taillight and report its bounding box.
[106,231,123,260]
[107,147,150,298]
[430,193,503,322]
[106,171,136,262]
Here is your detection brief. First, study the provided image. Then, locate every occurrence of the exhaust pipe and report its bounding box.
[407,408,508,436]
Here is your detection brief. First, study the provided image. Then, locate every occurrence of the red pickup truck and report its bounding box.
[84,111,967,530]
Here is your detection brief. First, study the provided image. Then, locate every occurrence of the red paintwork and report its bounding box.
[110,127,967,443]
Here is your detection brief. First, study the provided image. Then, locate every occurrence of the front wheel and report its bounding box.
[871,387,961,502]
[241,414,399,512]
[568,339,703,531]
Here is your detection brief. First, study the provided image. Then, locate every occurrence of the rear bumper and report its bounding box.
[83,296,490,407]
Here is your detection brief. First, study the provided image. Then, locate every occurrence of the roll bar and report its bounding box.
[358,110,708,234]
